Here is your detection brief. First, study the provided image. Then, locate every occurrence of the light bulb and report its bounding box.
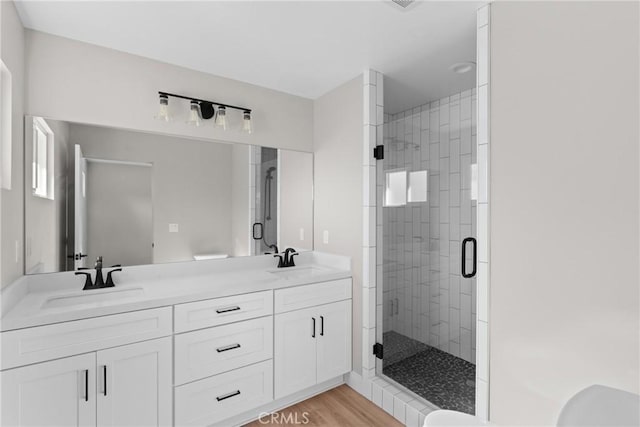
[215,105,227,130]
[155,94,171,122]
[242,111,253,134]
[186,100,202,127]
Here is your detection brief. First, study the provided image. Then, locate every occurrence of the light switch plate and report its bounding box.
[299,228,304,241]
[169,223,179,233]
[323,230,329,244]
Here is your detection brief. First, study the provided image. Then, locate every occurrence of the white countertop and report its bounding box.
[0,252,351,331]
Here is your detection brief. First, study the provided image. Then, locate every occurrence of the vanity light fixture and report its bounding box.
[156,91,252,132]
[242,110,253,134]
[186,100,202,127]
[155,93,171,122]
[215,105,227,130]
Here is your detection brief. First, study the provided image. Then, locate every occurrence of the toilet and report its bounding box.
[424,385,639,427]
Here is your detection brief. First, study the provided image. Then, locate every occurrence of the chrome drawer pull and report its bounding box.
[216,390,241,402]
[216,343,241,353]
[216,306,241,314]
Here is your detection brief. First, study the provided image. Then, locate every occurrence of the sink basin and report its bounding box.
[268,266,329,280]
[41,287,145,309]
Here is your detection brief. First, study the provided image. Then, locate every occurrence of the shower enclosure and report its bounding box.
[252,147,279,255]
[376,89,478,414]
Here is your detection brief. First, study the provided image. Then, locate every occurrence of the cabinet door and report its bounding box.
[1,353,96,427]
[274,305,317,399]
[97,337,172,427]
[316,300,352,383]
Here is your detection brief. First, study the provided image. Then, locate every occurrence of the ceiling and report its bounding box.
[15,1,479,114]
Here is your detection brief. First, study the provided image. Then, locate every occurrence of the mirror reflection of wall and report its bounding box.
[24,116,314,274]
[85,159,153,268]
[279,149,313,251]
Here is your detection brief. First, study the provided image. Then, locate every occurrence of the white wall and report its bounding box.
[24,30,313,152]
[314,75,363,373]
[489,2,639,425]
[0,0,24,288]
[69,124,234,264]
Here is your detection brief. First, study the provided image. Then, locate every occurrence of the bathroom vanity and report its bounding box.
[0,252,352,426]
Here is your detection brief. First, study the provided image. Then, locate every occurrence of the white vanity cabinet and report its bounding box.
[274,280,352,399]
[1,337,172,427]
[1,307,173,427]
[1,353,97,427]
[1,267,353,427]
[97,337,172,427]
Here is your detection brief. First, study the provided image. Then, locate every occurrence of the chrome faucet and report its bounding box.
[75,256,122,290]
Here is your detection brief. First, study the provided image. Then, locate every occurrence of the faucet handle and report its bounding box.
[105,268,122,287]
[273,253,285,268]
[75,271,94,290]
[288,252,299,267]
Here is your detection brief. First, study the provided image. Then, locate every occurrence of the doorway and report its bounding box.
[81,155,153,267]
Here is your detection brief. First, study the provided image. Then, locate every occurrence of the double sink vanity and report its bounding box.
[0,252,353,426]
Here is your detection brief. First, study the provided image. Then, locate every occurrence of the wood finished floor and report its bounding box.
[244,385,403,427]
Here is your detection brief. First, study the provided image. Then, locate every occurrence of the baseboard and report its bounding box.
[217,376,345,427]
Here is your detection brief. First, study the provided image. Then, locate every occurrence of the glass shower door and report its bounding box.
[377,96,478,414]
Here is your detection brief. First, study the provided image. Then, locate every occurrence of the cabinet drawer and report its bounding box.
[174,291,272,333]
[175,316,273,385]
[1,307,172,370]
[174,360,273,426]
[274,278,352,313]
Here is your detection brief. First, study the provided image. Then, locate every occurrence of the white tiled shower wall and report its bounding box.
[381,89,478,364]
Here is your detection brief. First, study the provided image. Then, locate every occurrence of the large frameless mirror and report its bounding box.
[24,115,313,274]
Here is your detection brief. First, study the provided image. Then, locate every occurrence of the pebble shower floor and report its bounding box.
[382,331,476,414]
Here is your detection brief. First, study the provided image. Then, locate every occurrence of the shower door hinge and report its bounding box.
[373,343,383,359]
[373,145,384,160]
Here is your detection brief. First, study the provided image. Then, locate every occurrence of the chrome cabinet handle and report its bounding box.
[216,306,240,314]
[216,343,241,353]
[216,390,241,402]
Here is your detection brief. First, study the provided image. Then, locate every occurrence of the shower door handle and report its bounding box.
[461,237,477,278]
[252,223,263,240]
